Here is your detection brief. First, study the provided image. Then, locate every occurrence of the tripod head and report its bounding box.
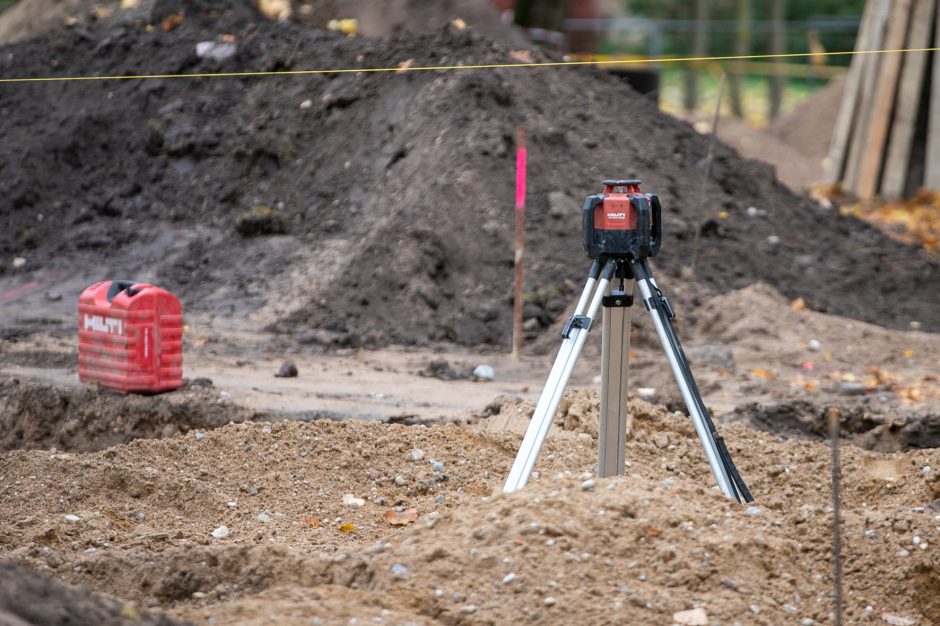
[582,179,662,261]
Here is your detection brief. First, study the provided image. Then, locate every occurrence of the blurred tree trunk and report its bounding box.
[728,0,752,118]
[514,0,569,31]
[769,0,786,120]
[684,0,708,112]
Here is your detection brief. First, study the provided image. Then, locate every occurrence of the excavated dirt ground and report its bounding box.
[1,393,939,625]
[1,2,939,624]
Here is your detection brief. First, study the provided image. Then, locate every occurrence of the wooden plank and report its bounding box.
[926,0,940,189]
[824,0,877,184]
[880,0,936,198]
[855,0,913,199]
[843,0,893,194]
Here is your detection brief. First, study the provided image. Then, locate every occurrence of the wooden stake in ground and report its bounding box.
[828,406,844,626]
[512,128,527,360]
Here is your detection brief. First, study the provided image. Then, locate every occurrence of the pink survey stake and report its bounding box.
[515,145,527,208]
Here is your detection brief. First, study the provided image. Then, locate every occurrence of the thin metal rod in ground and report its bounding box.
[828,406,844,626]
[685,73,725,284]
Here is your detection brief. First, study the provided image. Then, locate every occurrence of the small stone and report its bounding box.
[543,597,557,606]
[840,382,866,396]
[897,548,910,557]
[343,494,366,507]
[390,563,408,577]
[913,536,921,545]
[745,506,762,517]
[652,432,669,449]
[274,361,298,378]
[672,607,708,625]
[548,191,572,219]
[194,431,205,441]
[460,605,477,614]
[256,512,271,523]
[766,235,780,246]
[502,572,516,584]
[300,99,313,109]
[195,41,237,61]
[746,206,760,217]
[434,495,445,505]
[580,479,596,491]
[394,475,407,486]
[227,501,237,508]
[783,604,798,613]
[801,619,815,626]
[923,466,932,474]
[211,525,229,539]
[807,339,821,351]
[472,364,495,381]
[64,514,81,522]
[45,291,63,302]
[636,387,656,400]
[84,547,96,554]
[12,257,25,268]
[408,449,425,462]
[432,460,445,472]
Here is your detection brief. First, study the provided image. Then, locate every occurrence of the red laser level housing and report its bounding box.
[582,179,662,260]
[78,280,183,394]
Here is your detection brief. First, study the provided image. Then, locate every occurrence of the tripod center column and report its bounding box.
[597,281,634,478]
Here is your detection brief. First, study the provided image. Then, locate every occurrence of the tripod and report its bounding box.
[503,181,752,503]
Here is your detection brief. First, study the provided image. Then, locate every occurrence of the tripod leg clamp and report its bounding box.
[643,291,676,320]
[561,315,592,338]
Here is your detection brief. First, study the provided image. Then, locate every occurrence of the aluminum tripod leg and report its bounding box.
[631,259,752,503]
[503,259,616,493]
[597,283,633,477]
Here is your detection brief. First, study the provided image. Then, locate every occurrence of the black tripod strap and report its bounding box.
[632,259,753,503]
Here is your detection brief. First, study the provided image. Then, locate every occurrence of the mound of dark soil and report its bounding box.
[0,561,188,626]
[0,378,263,452]
[1,5,937,349]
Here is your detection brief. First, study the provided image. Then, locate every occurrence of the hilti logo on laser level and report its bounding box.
[83,314,123,335]
[607,211,627,220]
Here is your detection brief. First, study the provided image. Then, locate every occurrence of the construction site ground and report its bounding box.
[1,1,939,625]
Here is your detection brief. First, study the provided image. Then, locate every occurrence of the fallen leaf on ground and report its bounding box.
[750,368,774,380]
[304,516,320,528]
[383,508,418,526]
[790,297,806,311]
[509,50,535,64]
[338,523,357,533]
[161,13,183,32]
